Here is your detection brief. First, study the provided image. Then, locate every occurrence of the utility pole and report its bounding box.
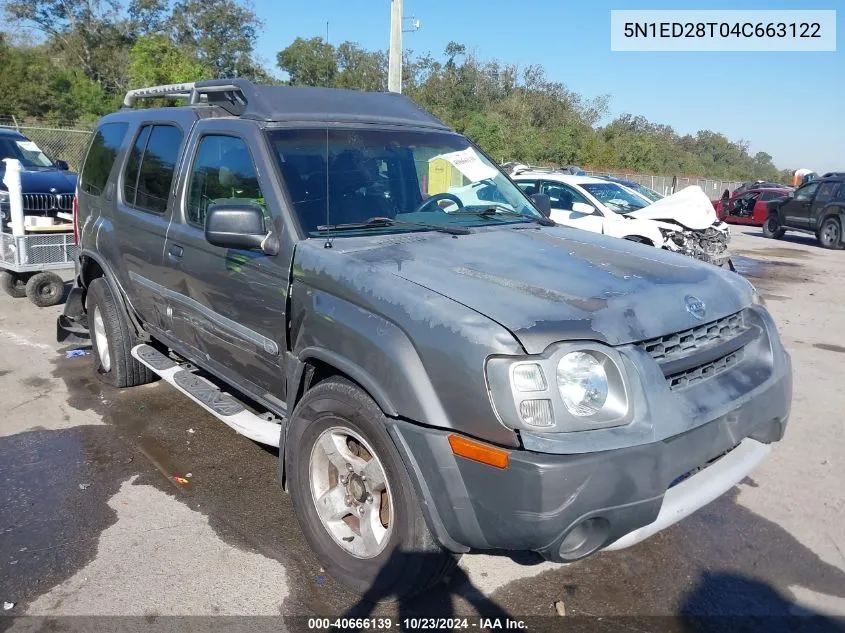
[387,0,403,93]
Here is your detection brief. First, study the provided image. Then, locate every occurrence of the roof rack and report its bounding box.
[119,79,450,128]
[122,81,249,115]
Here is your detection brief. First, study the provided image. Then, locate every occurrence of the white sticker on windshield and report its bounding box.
[16,141,42,153]
[434,148,498,183]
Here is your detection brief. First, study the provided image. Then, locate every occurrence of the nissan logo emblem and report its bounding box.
[685,295,706,320]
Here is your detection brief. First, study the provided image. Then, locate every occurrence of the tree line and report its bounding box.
[0,0,789,183]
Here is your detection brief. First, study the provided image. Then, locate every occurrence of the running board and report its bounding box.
[131,344,282,447]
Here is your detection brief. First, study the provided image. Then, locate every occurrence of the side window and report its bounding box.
[516,180,538,195]
[123,124,183,214]
[541,181,588,210]
[186,135,264,228]
[815,182,839,203]
[80,123,129,196]
[794,182,819,201]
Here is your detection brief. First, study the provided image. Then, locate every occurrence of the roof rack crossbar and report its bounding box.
[123,83,197,107]
[123,82,248,113]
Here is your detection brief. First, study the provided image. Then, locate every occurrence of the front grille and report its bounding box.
[22,193,74,213]
[640,312,745,362]
[667,348,744,390]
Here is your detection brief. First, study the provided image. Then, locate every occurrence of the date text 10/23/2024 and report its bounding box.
[307,618,527,630]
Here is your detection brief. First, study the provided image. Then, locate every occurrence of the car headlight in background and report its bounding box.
[487,343,634,433]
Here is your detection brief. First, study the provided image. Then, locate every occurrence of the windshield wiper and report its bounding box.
[451,206,556,226]
[317,216,470,235]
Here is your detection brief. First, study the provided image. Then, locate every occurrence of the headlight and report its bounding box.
[557,352,608,416]
[658,227,686,247]
[486,344,634,432]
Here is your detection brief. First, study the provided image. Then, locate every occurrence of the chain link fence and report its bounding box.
[582,169,744,200]
[0,117,93,172]
[1,118,747,199]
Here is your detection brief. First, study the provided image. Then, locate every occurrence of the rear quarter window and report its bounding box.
[80,123,129,196]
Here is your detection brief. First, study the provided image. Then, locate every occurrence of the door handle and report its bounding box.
[168,244,183,261]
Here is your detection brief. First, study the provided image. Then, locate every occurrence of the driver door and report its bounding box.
[780,182,819,229]
[162,121,292,397]
[541,181,604,233]
[727,192,760,224]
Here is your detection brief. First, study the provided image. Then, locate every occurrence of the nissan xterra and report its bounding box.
[58,80,792,598]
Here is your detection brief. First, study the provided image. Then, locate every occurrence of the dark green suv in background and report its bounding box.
[763,173,845,248]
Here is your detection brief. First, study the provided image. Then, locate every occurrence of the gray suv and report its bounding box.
[59,79,792,597]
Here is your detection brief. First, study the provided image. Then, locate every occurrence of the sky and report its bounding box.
[249,0,844,173]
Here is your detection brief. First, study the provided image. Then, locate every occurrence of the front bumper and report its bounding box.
[389,351,790,561]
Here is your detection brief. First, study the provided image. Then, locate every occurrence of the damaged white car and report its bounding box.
[511,172,733,268]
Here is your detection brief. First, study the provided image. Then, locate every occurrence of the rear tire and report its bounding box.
[0,270,28,298]
[817,217,844,250]
[286,376,457,600]
[86,277,154,388]
[762,215,785,239]
[25,271,64,307]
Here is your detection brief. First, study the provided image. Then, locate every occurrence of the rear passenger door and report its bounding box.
[809,182,840,230]
[116,122,187,328]
[163,120,292,399]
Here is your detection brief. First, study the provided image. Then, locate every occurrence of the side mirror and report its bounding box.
[530,193,552,217]
[571,202,596,215]
[205,204,278,255]
[54,159,70,171]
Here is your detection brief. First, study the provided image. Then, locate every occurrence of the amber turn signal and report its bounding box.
[448,434,510,469]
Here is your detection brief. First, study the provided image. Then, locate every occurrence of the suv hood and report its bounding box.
[344,225,751,354]
[625,185,718,230]
[0,168,77,193]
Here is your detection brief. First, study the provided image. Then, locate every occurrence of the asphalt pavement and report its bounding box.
[0,225,843,628]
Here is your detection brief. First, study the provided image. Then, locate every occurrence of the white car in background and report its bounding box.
[512,171,733,268]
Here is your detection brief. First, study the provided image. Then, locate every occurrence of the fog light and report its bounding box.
[512,363,546,392]
[519,399,553,427]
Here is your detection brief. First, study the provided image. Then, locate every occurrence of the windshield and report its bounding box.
[628,182,663,202]
[0,136,54,169]
[266,128,541,236]
[581,182,650,213]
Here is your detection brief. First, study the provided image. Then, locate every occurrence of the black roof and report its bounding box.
[123,79,452,130]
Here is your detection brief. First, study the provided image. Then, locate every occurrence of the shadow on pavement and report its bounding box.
[680,571,845,633]
[341,549,513,622]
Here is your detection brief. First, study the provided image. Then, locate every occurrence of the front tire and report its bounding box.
[86,278,154,388]
[25,271,64,307]
[286,376,457,599]
[762,215,786,239]
[817,217,844,250]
